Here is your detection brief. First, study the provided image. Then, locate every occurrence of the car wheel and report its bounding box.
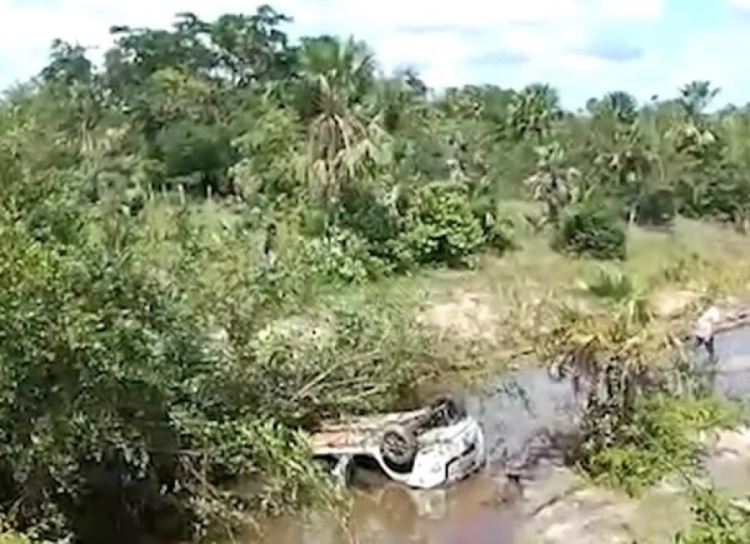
[332,455,355,487]
[427,393,467,423]
[380,424,418,467]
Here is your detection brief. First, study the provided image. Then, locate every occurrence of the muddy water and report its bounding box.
[256,327,750,544]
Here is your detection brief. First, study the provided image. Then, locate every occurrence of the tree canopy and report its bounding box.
[2,5,750,544]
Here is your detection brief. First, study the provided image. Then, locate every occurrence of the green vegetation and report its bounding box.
[577,394,737,496]
[675,486,750,544]
[5,4,750,543]
[534,263,750,541]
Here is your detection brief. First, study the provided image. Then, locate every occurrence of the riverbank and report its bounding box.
[520,424,750,544]
[327,215,750,379]
[243,214,750,543]
[251,321,750,544]
[5,201,750,544]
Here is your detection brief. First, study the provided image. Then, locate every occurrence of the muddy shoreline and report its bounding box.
[253,320,750,544]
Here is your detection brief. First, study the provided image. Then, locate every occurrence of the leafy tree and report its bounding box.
[3,4,750,542]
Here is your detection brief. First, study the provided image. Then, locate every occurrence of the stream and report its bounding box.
[255,326,750,544]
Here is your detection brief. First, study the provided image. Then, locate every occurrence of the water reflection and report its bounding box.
[255,325,750,544]
[258,472,523,544]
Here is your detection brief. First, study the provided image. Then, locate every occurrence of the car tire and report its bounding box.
[332,455,355,487]
[380,424,418,467]
[547,359,567,382]
[427,393,467,421]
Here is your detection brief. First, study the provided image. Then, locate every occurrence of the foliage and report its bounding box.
[0,182,439,543]
[397,182,486,268]
[675,486,750,544]
[577,394,735,495]
[539,265,740,498]
[4,4,750,543]
[0,527,45,544]
[16,5,750,277]
[553,200,627,260]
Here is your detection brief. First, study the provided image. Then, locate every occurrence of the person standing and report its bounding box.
[261,222,277,268]
[693,305,721,360]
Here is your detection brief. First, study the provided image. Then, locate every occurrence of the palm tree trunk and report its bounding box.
[628,205,637,225]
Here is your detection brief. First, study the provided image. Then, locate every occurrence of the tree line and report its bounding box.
[2,4,750,543]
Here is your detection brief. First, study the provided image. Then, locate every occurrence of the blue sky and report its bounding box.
[1,0,749,109]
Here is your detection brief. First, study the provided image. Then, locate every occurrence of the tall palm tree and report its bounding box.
[587,92,655,222]
[507,83,560,143]
[294,36,384,224]
[524,142,580,224]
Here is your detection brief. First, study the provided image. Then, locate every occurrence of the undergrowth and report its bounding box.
[577,394,740,496]
[675,485,750,544]
[535,262,749,500]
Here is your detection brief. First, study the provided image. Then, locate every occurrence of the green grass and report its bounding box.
[581,395,742,497]
[134,198,750,378]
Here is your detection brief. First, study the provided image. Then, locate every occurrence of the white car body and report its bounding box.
[310,408,486,490]
[390,414,485,488]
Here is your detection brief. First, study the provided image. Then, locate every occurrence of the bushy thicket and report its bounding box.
[537,266,746,541]
[553,201,627,260]
[4,5,750,543]
[0,165,441,543]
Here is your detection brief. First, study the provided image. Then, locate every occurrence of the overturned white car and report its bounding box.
[307,395,486,490]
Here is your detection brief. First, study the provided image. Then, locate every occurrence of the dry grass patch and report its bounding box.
[384,218,750,372]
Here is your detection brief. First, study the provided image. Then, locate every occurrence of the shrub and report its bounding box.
[577,394,734,495]
[553,200,627,260]
[397,181,485,268]
[676,485,750,544]
[636,187,677,227]
[0,199,437,543]
[296,226,386,284]
[156,122,235,195]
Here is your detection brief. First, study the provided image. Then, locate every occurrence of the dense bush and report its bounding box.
[297,181,502,279]
[576,394,734,495]
[397,182,485,268]
[4,5,750,543]
[553,201,627,260]
[536,268,741,503]
[0,192,439,542]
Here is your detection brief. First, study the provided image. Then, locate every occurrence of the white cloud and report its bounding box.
[659,25,750,104]
[0,0,746,108]
[299,0,667,95]
[317,0,663,78]
[599,0,663,21]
